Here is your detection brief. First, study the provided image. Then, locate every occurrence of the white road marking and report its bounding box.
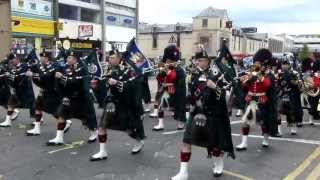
[232,134,320,145]
[162,130,184,135]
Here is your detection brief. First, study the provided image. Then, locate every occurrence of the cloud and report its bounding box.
[139,0,320,34]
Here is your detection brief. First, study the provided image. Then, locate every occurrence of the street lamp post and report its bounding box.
[101,0,106,62]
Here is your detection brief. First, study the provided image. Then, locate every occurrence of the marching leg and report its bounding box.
[63,119,72,133]
[26,112,42,136]
[0,109,13,127]
[149,104,159,118]
[236,125,250,151]
[153,110,164,131]
[90,129,108,161]
[46,119,65,146]
[88,129,98,143]
[10,109,20,121]
[276,116,283,137]
[171,148,191,180]
[212,149,224,177]
[261,126,269,148]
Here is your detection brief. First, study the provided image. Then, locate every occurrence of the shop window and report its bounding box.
[59,4,78,20]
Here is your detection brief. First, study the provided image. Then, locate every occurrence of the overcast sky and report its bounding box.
[139,0,320,35]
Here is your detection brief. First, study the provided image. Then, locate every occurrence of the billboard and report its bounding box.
[11,0,53,17]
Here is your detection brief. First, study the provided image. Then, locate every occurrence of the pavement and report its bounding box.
[0,78,319,180]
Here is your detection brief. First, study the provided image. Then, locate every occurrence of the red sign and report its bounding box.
[78,25,93,38]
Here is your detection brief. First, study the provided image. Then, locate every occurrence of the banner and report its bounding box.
[12,16,55,35]
[11,0,52,17]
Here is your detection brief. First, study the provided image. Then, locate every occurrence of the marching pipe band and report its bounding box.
[0,42,320,180]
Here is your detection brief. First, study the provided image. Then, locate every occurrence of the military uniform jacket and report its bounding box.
[102,65,144,134]
[31,62,62,114]
[8,63,35,109]
[184,67,235,158]
[0,62,10,107]
[171,66,187,122]
[55,62,97,130]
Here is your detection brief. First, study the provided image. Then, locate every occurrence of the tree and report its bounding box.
[299,44,311,60]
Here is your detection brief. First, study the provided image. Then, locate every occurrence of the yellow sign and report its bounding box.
[12,16,55,36]
[71,42,93,49]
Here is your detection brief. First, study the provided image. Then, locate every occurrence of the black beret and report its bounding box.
[109,49,120,56]
[162,44,180,62]
[301,58,313,72]
[253,48,273,65]
[40,52,51,58]
[7,53,17,61]
[67,49,80,59]
[313,59,320,72]
[195,50,209,60]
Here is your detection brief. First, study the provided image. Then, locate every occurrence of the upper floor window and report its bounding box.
[202,19,208,28]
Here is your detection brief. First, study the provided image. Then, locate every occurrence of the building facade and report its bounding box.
[57,0,137,54]
[11,0,55,55]
[137,7,269,60]
[292,34,320,53]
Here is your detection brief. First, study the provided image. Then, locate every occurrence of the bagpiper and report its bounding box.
[276,59,302,135]
[236,48,278,151]
[46,50,98,146]
[25,51,71,136]
[171,50,235,180]
[0,58,10,111]
[90,49,145,161]
[0,53,35,127]
[152,44,186,131]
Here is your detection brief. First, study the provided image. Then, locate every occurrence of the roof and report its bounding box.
[139,23,193,34]
[194,7,228,18]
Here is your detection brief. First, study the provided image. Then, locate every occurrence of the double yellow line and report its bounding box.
[284,147,320,180]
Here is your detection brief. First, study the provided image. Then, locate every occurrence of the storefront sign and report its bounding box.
[12,16,55,35]
[71,42,93,49]
[11,0,52,17]
[78,25,93,38]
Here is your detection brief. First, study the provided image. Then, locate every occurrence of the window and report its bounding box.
[59,4,78,20]
[220,19,222,28]
[81,8,100,23]
[152,33,158,49]
[202,19,208,28]
[200,36,210,50]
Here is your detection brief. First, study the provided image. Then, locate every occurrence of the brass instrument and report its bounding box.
[143,61,182,74]
[299,76,320,97]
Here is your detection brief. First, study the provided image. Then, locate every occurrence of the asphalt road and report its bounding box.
[0,79,319,180]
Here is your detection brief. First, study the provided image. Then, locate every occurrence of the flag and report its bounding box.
[83,49,103,79]
[122,38,151,74]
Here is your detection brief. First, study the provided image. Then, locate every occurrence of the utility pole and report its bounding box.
[135,0,139,42]
[101,0,106,62]
[0,0,12,59]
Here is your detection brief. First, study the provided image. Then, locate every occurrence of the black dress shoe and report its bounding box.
[235,147,247,151]
[262,144,269,148]
[152,128,164,131]
[46,142,64,146]
[25,132,40,136]
[90,156,107,162]
[87,138,97,143]
[214,173,223,177]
